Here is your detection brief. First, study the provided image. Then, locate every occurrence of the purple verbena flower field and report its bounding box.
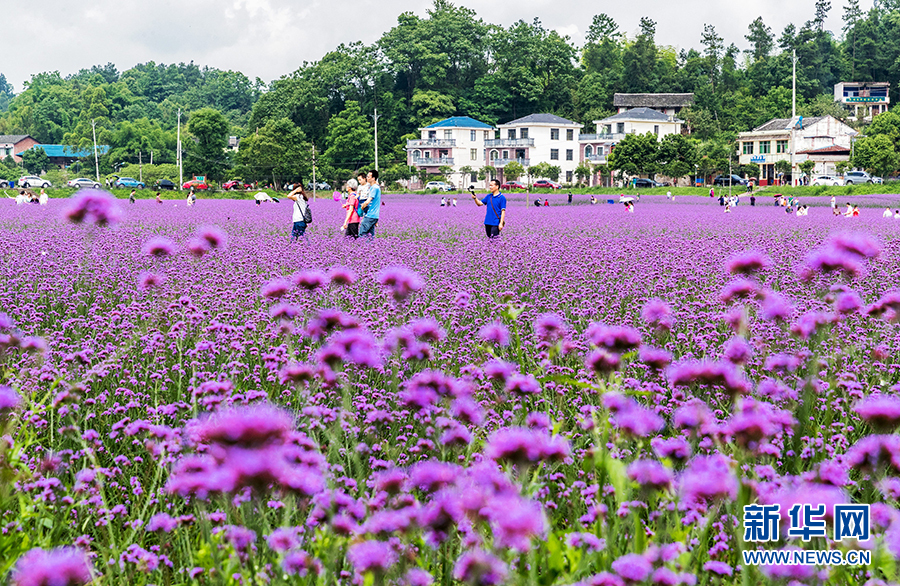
[2,192,900,586]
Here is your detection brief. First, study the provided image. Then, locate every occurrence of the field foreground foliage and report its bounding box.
[2,193,900,586]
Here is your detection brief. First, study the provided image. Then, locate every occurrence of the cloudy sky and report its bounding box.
[4,0,873,91]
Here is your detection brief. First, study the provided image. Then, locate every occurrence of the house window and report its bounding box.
[759,141,771,154]
[585,145,593,156]
[551,129,560,140]
[470,173,477,183]
[423,151,431,159]
[550,149,559,160]
[490,150,498,161]
[742,142,754,155]
[566,149,573,161]
[428,131,436,139]
[566,129,574,140]
[508,129,516,140]
[654,125,660,135]
[470,130,476,141]
[521,128,529,139]
[502,150,509,159]
[616,123,625,134]
[413,150,421,159]
[776,140,788,153]
[566,171,573,182]
[605,125,612,134]
[444,130,452,140]
[470,148,478,161]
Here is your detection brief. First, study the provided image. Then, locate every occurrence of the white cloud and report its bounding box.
[3,0,874,91]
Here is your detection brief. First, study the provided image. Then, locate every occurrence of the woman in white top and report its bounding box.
[884,208,893,218]
[287,185,310,241]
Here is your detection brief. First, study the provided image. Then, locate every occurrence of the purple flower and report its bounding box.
[146,513,178,533]
[348,540,397,575]
[678,454,738,505]
[266,527,300,552]
[651,437,692,462]
[321,267,355,287]
[186,237,209,257]
[505,373,541,396]
[293,269,328,290]
[409,461,461,492]
[63,189,121,226]
[484,427,571,465]
[403,568,434,586]
[587,323,642,353]
[223,525,257,552]
[799,248,862,281]
[137,271,165,290]
[0,385,22,421]
[789,311,834,339]
[626,459,673,490]
[834,290,862,314]
[611,553,652,582]
[830,232,882,259]
[725,250,772,276]
[846,434,900,474]
[641,298,674,331]
[719,278,759,303]
[11,547,93,586]
[667,360,750,397]
[487,496,547,551]
[725,398,795,449]
[534,312,569,343]
[317,330,382,369]
[854,395,900,431]
[612,403,665,437]
[377,266,424,302]
[866,290,900,320]
[702,561,732,576]
[194,225,227,249]
[722,336,752,365]
[586,349,621,374]
[453,550,508,586]
[261,277,291,299]
[639,346,672,369]
[282,550,319,576]
[565,532,606,552]
[478,322,510,346]
[759,291,794,321]
[141,236,176,257]
[196,404,293,447]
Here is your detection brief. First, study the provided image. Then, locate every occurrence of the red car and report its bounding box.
[500,181,527,190]
[532,179,562,189]
[222,180,251,190]
[183,180,209,190]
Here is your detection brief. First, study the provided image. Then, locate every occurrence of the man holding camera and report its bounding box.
[470,179,506,238]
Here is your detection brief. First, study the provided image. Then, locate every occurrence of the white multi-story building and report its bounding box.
[737,115,857,183]
[406,116,494,187]
[489,114,582,183]
[834,82,889,121]
[613,93,694,117]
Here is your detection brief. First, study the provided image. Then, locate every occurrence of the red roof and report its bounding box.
[796,145,851,154]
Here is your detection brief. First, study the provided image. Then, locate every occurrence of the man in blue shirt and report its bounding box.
[359,169,381,237]
[471,179,506,238]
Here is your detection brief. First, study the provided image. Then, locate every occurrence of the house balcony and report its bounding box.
[484,138,535,148]
[411,157,454,166]
[407,138,456,148]
[579,133,624,142]
[584,154,608,164]
[489,158,530,168]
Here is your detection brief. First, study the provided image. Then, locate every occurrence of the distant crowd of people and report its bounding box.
[4,188,48,205]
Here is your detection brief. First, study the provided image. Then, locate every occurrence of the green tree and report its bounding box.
[22,147,49,174]
[657,134,699,182]
[799,159,816,177]
[410,90,455,128]
[851,134,900,178]
[742,162,761,178]
[236,118,312,188]
[607,132,659,177]
[322,101,374,176]
[745,16,774,62]
[503,160,524,181]
[574,162,592,185]
[185,107,230,181]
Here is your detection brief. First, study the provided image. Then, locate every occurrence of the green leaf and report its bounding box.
[605,457,628,502]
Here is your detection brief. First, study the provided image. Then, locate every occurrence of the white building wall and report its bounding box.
[496,122,582,182]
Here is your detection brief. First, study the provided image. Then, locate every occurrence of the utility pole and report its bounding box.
[790,49,797,187]
[91,119,100,183]
[177,109,183,191]
[312,144,317,200]
[371,108,380,172]
[139,151,143,183]
[150,150,153,165]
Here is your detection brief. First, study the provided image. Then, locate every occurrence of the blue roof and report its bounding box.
[16,144,110,158]
[424,116,494,130]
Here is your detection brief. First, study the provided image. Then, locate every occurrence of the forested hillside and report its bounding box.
[2,0,900,185]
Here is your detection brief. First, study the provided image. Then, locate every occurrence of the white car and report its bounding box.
[811,175,844,186]
[425,181,453,192]
[67,178,101,189]
[18,175,52,188]
[843,171,874,184]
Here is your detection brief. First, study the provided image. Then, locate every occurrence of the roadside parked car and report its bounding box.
[633,178,665,188]
[306,181,330,190]
[222,180,251,191]
[712,174,747,186]
[811,175,844,186]
[424,181,453,192]
[18,176,52,188]
[67,178,100,189]
[182,179,209,190]
[155,179,176,190]
[115,177,145,189]
[843,170,874,184]
[873,176,884,184]
[532,179,562,189]
[500,181,526,190]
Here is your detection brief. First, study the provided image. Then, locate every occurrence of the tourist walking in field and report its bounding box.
[129,190,136,204]
[884,208,893,218]
[452,197,457,207]
[543,199,549,206]
[287,185,311,241]
[186,192,194,207]
[359,170,381,237]
[831,196,836,210]
[470,179,506,238]
[341,179,361,238]
[155,192,162,204]
[357,172,369,204]
[440,196,446,207]
[39,190,48,205]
